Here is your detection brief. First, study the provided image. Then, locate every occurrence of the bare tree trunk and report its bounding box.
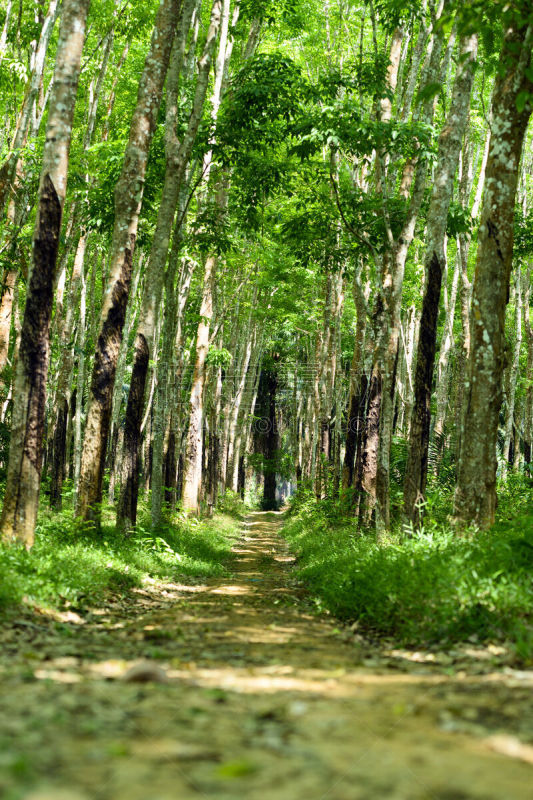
[0,267,17,379]
[261,368,278,510]
[0,0,90,546]
[455,21,533,528]
[118,0,220,530]
[73,260,87,493]
[182,254,216,512]
[76,0,181,526]
[0,0,60,220]
[433,243,460,441]
[342,270,367,489]
[501,265,523,481]
[49,231,88,508]
[403,33,477,525]
[524,264,533,476]
[107,251,143,505]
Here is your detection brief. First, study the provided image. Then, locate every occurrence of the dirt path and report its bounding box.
[1,511,532,800]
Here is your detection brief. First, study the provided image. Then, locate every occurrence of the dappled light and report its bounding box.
[2,512,533,799]
[1,0,533,798]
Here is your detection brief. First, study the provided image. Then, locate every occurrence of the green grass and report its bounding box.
[282,490,533,663]
[0,503,241,612]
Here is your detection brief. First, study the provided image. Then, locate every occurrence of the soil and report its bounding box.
[1,511,532,800]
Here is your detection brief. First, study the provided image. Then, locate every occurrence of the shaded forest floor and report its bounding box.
[1,511,532,800]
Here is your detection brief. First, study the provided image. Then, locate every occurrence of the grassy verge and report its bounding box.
[282,489,533,663]
[0,501,242,613]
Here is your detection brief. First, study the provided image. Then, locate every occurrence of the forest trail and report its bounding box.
[2,511,533,800]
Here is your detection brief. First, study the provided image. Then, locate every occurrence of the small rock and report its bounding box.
[487,734,533,764]
[121,661,169,683]
[131,739,217,762]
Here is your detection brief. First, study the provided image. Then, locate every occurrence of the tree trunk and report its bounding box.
[403,33,478,525]
[342,271,367,488]
[524,264,533,477]
[261,369,278,510]
[501,265,523,481]
[0,0,60,220]
[49,231,88,508]
[455,21,533,528]
[182,254,216,512]
[0,0,90,546]
[76,0,181,526]
[118,0,220,530]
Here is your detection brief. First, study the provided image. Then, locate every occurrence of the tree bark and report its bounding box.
[454,20,533,528]
[342,271,368,489]
[181,254,216,512]
[76,0,182,526]
[118,0,220,530]
[403,32,478,524]
[49,231,88,508]
[501,265,523,480]
[0,0,90,546]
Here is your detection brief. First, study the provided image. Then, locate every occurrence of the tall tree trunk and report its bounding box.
[501,265,523,481]
[107,251,143,505]
[454,20,533,528]
[0,266,17,383]
[76,0,181,526]
[342,270,367,489]
[261,369,278,510]
[49,231,88,508]
[182,254,216,512]
[0,0,90,546]
[524,264,533,477]
[73,257,88,494]
[403,32,477,525]
[118,0,220,530]
[0,0,60,220]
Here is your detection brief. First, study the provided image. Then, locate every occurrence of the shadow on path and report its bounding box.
[1,511,532,800]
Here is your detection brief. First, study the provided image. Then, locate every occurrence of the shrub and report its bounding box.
[0,506,240,612]
[283,495,533,662]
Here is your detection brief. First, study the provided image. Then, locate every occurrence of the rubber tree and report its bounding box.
[403,31,478,526]
[454,17,533,528]
[76,0,182,525]
[0,0,91,546]
[118,0,221,531]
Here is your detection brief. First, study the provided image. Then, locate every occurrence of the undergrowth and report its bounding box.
[283,483,533,663]
[0,501,241,612]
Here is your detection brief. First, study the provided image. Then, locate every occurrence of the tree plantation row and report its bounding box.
[0,0,532,549]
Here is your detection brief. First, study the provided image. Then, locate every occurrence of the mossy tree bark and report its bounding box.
[403,32,478,525]
[454,20,533,528]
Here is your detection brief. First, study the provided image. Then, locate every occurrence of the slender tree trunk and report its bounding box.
[118,0,221,529]
[524,264,533,476]
[0,0,60,220]
[342,271,367,488]
[261,369,278,510]
[373,13,447,533]
[403,33,477,524]
[433,243,461,441]
[0,0,90,546]
[455,21,533,528]
[49,231,88,508]
[501,265,523,480]
[182,254,216,512]
[76,0,181,525]
[107,251,143,504]
[0,267,17,380]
